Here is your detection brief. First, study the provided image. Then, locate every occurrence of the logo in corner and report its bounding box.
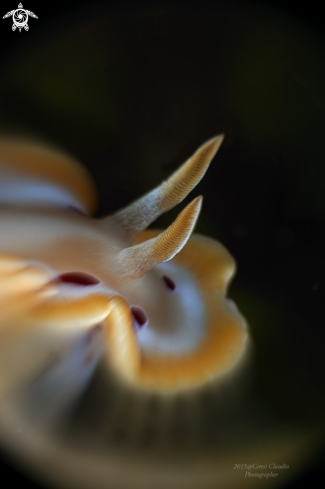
[3,3,38,32]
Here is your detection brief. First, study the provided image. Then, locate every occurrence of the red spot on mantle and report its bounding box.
[131,306,147,327]
[58,272,100,286]
[162,275,176,291]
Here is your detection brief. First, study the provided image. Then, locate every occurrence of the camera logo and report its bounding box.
[3,3,38,32]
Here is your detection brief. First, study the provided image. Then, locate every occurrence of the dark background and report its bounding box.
[0,0,325,487]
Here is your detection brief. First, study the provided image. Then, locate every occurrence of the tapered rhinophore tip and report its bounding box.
[110,135,224,237]
[118,196,203,278]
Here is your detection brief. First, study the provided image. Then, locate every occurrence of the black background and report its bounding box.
[0,1,325,488]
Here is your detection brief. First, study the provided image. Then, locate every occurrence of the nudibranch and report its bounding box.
[0,134,247,403]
